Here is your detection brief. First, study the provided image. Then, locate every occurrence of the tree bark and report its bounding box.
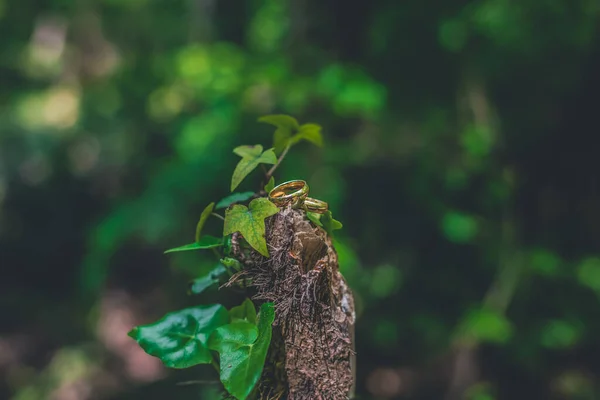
[229,207,355,399]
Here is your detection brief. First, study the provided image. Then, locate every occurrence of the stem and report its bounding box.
[211,213,225,221]
[265,143,291,181]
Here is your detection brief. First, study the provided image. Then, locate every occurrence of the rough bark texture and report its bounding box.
[229,207,355,400]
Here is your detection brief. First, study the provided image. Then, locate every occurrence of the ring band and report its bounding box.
[268,180,309,208]
[303,197,328,214]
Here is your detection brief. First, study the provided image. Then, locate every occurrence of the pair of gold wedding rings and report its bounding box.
[268,180,328,214]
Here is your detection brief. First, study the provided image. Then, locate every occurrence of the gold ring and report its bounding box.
[268,180,309,209]
[303,197,328,214]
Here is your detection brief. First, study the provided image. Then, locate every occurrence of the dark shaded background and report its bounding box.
[1,0,600,399]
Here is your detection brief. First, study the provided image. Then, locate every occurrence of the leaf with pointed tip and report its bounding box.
[195,202,215,242]
[229,298,257,324]
[258,115,300,131]
[188,264,227,295]
[208,303,275,400]
[258,115,299,154]
[321,211,343,236]
[216,192,255,210]
[129,304,228,368]
[220,257,243,272]
[231,145,277,192]
[306,212,323,228]
[223,198,279,257]
[164,236,223,253]
[290,123,324,147]
[264,177,275,193]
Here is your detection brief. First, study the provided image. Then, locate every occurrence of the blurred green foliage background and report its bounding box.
[1,0,600,399]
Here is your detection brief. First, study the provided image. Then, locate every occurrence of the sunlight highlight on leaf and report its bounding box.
[129,304,228,368]
[231,145,277,191]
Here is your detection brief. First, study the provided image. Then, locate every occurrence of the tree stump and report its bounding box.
[229,207,355,399]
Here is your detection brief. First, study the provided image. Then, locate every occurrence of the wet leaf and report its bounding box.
[231,145,277,191]
[129,304,228,368]
[224,198,279,257]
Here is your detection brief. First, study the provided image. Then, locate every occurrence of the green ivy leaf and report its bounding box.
[231,145,277,192]
[264,177,275,193]
[290,123,324,147]
[129,304,228,368]
[164,235,224,253]
[188,264,227,295]
[259,115,324,153]
[221,257,243,272]
[306,211,323,227]
[224,198,280,257]
[195,202,215,242]
[209,303,275,400]
[216,192,255,210]
[258,115,299,154]
[321,211,343,236]
[258,114,300,131]
[229,298,257,324]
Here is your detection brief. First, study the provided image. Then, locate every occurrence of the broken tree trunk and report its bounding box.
[229,207,356,400]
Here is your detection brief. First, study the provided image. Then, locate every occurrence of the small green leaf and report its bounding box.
[220,257,243,272]
[224,198,280,257]
[209,303,275,400]
[264,177,275,193]
[216,192,255,210]
[290,123,324,147]
[258,115,300,131]
[258,114,299,154]
[321,211,343,236]
[306,212,323,227]
[258,115,323,153]
[129,304,228,368]
[229,298,257,324]
[195,202,215,242]
[231,145,277,192]
[189,264,227,295]
[164,236,224,253]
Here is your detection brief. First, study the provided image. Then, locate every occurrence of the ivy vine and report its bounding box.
[128,115,343,400]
